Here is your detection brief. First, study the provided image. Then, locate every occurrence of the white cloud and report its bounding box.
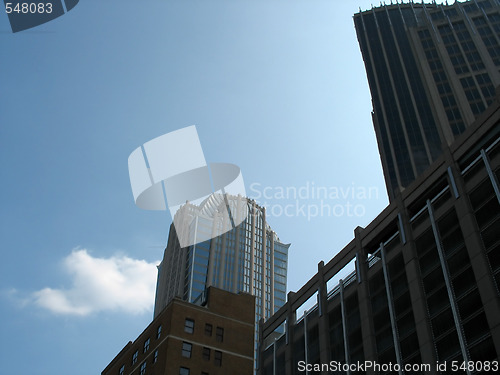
[32,249,159,316]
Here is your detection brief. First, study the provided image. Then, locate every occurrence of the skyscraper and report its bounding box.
[354,0,500,200]
[154,194,290,367]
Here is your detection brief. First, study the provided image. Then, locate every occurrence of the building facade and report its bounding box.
[354,0,500,200]
[154,194,290,368]
[259,94,500,374]
[102,287,255,375]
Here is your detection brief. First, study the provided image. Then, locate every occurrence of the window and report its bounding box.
[119,365,124,375]
[182,342,192,358]
[156,325,162,339]
[184,318,194,334]
[132,350,138,365]
[153,349,158,364]
[179,367,190,375]
[204,323,212,336]
[202,347,211,361]
[214,350,222,367]
[216,327,224,342]
[140,362,146,375]
[144,338,150,353]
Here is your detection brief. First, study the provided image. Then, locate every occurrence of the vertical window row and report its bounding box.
[274,247,287,312]
[328,307,345,364]
[460,76,487,116]
[453,21,485,72]
[306,322,320,370]
[443,19,497,119]
[291,320,305,375]
[436,209,493,362]
[419,28,465,135]
[183,246,193,300]
[439,24,470,75]
[261,345,274,375]
[414,220,464,363]
[344,292,365,364]
[369,271,397,368]
[485,12,500,40]
[387,254,421,365]
[354,14,398,193]
[476,72,496,106]
[377,10,429,176]
[364,13,414,187]
[465,152,500,294]
[473,15,500,67]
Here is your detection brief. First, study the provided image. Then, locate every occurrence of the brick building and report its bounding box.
[103,287,255,375]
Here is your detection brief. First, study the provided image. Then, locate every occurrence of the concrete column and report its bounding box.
[394,191,437,371]
[354,226,377,375]
[285,292,296,375]
[316,261,331,374]
[380,242,404,375]
[340,279,351,375]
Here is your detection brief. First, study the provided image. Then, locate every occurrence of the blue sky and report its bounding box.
[0,0,420,373]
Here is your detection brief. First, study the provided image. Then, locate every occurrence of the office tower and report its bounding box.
[354,0,500,200]
[259,93,500,374]
[154,194,290,368]
[102,287,255,375]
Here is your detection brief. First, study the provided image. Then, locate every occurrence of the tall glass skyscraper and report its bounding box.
[153,194,289,367]
[354,0,500,200]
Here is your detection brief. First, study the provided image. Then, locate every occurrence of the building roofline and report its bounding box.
[353,0,444,17]
[101,341,132,375]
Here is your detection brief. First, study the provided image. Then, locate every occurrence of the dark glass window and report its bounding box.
[432,308,455,338]
[202,347,211,361]
[463,311,490,343]
[205,323,212,336]
[469,336,497,361]
[400,331,419,359]
[185,318,194,334]
[329,307,345,362]
[445,8,458,17]
[182,342,192,358]
[214,351,222,367]
[179,367,190,375]
[216,327,224,342]
[436,331,462,361]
